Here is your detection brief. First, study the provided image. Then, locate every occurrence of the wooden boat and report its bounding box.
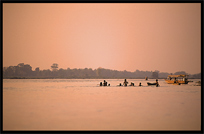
[164,74,189,84]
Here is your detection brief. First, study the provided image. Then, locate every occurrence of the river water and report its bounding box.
[3,79,201,130]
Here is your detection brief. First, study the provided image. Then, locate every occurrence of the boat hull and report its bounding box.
[164,79,188,84]
[147,82,157,85]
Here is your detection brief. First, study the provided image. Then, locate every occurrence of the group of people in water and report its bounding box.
[99,80,110,86]
[99,79,159,87]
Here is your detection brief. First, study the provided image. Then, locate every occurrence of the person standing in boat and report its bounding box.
[183,77,187,83]
[123,79,128,86]
[156,79,159,87]
[174,78,177,83]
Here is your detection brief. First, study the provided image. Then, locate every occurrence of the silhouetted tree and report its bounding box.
[159,72,170,78]
[152,70,159,79]
[18,63,24,68]
[35,67,40,72]
[174,71,187,75]
[4,66,15,77]
[189,73,201,79]
[42,69,51,77]
[96,67,102,78]
[51,63,58,71]
[34,67,40,77]
[23,64,32,76]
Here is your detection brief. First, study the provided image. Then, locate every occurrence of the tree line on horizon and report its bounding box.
[3,63,201,79]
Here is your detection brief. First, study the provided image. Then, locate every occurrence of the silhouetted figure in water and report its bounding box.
[139,82,142,86]
[156,79,159,87]
[103,80,107,86]
[117,83,122,86]
[108,84,110,86]
[123,79,128,86]
[130,82,134,86]
[100,82,102,86]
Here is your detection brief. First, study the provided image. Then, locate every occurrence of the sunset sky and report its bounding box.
[3,3,201,74]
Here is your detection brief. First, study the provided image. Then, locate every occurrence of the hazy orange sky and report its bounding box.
[3,3,201,74]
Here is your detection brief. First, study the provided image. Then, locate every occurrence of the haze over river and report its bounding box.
[3,79,201,130]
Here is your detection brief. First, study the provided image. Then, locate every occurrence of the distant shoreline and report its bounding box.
[3,63,201,79]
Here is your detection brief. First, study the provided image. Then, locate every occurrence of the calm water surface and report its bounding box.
[3,79,201,130]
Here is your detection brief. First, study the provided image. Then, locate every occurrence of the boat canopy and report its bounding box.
[168,74,188,78]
